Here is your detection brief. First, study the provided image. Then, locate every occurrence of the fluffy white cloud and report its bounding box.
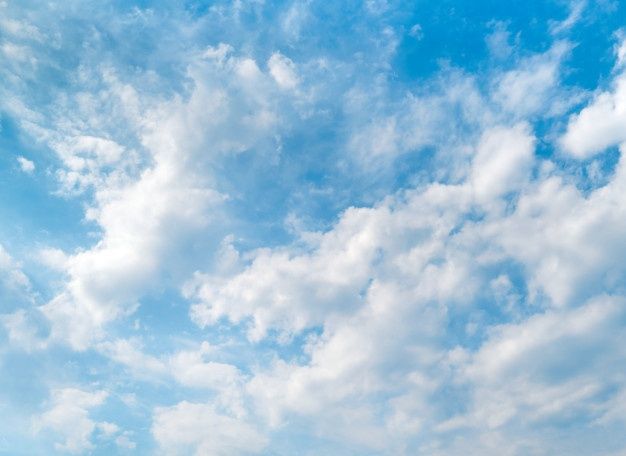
[188,182,483,448]
[235,159,626,452]
[492,42,572,118]
[4,2,626,454]
[268,52,299,89]
[186,202,390,341]
[97,338,167,378]
[152,401,267,456]
[184,96,626,451]
[561,72,626,158]
[426,294,626,455]
[36,247,68,271]
[36,43,292,350]
[560,37,626,159]
[170,357,241,389]
[1,309,46,350]
[490,146,626,307]
[16,155,34,173]
[91,336,248,421]
[346,74,487,169]
[470,123,535,204]
[34,388,113,454]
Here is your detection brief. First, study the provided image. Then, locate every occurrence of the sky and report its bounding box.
[1,0,626,454]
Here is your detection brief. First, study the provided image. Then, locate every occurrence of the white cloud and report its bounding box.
[432,294,626,455]
[3,3,626,453]
[485,21,515,60]
[470,123,535,204]
[152,401,267,456]
[0,244,30,291]
[1,309,46,351]
[561,47,626,158]
[38,45,289,349]
[168,342,246,417]
[346,74,487,170]
[0,17,44,41]
[268,52,299,89]
[492,42,571,118]
[491,146,626,307]
[115,431,137,450]
[188,182,480,447]
[365,0,390,15]
[92,337,249,422]
[16,156,34,173]
[96,338,166,378]
[170,351,240,391]
[36,247,68,271]
[96,421,120,438]
[186,202,392,341]
[34,388,112,454]
[549,0,587,35]
[52,135,129,194]
[1,42,31,62]
[617,34,626,68]
[203,43,233,62]
[281,1,310,41]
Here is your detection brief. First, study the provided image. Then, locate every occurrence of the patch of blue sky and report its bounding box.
[0,117,91,252]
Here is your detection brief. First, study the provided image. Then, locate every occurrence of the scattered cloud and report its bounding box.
[33,388,113,454]
[16,156,34,173]
[2,0,626,454]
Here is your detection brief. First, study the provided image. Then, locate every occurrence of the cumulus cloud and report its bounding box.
[268,52,299,89]
[492,41,572,118]
[561,42,626,158]
[1,309,47,351]
[470,122,535,204]
[16,155,34,173]
[3,1,626,454]
[491,147,626,307]
[430,295,626,455]
[184,86,626,451]
[152,401,267,456]
[35,43,294,349]
[0,244,31,292]
[34,388,113,454]
[185,181,483,447]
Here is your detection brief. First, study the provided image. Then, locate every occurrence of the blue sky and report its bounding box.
[2,0,626,454]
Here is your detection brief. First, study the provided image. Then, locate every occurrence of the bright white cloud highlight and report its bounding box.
[268,52,299,89]
[561,71,626,158]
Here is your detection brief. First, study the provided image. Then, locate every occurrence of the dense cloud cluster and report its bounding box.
[1,0,626,454]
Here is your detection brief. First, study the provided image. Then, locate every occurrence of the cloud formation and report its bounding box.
[1,1,626,454]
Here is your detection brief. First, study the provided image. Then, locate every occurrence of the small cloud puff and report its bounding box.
[268,52,299,89]
[17,156,35,173]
